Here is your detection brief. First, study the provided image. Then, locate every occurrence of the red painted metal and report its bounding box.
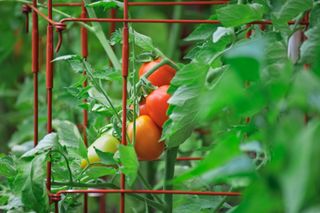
[128,1,229,6]
[31,0,39,147]
[58,17,309,25]
[176,157,202,161]
[120,0,129,212]
[110,9,117,36]
[55,189,240,196]
[22,5,31,33]
[46,0,54,197]
[53,2,82,7]
[81,3,89,213]
[51,1,229,7]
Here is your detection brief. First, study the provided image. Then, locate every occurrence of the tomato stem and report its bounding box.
[163,146,178,213]
[138,170,164,204]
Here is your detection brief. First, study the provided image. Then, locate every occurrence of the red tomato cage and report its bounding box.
[21,0,309,212]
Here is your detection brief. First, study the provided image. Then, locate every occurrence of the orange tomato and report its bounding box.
[128,115,164,160]
[146,85,170,127]
[139,58,176,87]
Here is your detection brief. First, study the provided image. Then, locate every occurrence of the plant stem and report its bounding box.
[51,150,73,184]
[167,0,183,59]
[138,170,163,204]
[163,147,178,213]
[83,0,121,70]
[82,59,122,123]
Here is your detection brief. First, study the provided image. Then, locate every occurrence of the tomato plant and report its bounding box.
[1,0,320,213]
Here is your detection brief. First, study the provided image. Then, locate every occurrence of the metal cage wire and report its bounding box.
[21,0,310,212]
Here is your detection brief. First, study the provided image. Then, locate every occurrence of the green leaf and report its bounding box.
[118,145,139,186]
[281,122,320,213]
[224,38,266,82]
[20,154,49,213]
[174,133,242,183]
[94,148,117,165]
[92,68,122,81]
[212,27,234,43]
[0,155,17,177]
[309,4,320,28]
[288,71,320,113]
[53,120,87,159]
[276,0,313,22]
[84,166,117,179]
[217,4,265,27]
[86,0,122,10]
[184,23,217,42]
[300,25,320,74]
[21,133,59,159]
[133,31,154,52]
[200,155,255,187]
[162,63,209,148]
[174,195,223,213]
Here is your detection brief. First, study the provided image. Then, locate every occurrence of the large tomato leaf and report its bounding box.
[53,120,87,159]
[162,63,209,148]
[20,154,49,213]
[21,133,59,159]
[300,25,320,75]
[173,133,245,183]
[118,144,139,186]
[276,0,313,22]
[217,4,265,27]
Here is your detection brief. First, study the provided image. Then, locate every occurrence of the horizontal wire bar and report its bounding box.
[51,1,229,7]
[28,4,58,26]
[53,3,82,7]
[139,157,203,162]
[129,1,229,6]
[26,5,309,28]
[60,17,309,25]
[55,189,240,196]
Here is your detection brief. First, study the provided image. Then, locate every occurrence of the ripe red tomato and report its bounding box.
[139,58,176,87]
[128,115,164,160]
[139,100,149,116]
[146,85,170,127]
[129,100,149,116]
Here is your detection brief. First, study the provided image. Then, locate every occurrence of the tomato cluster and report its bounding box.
[128,58,176,160]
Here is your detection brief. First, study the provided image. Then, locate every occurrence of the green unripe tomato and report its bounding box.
[81,133,119,168]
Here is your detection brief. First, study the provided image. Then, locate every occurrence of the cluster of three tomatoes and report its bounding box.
[128,58,176,161]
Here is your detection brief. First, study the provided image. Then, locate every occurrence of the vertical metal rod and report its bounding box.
[32,0,39,147]
[110,9,116,35]
[81,3,89,213]
[302,12,310,124]
[55,201,59,213]
[120,0,129,212]
[46,0,53,197]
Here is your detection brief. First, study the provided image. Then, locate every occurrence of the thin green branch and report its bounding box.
[138,171,164,204]
[83,0,121,70]
[51,150,73,184]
